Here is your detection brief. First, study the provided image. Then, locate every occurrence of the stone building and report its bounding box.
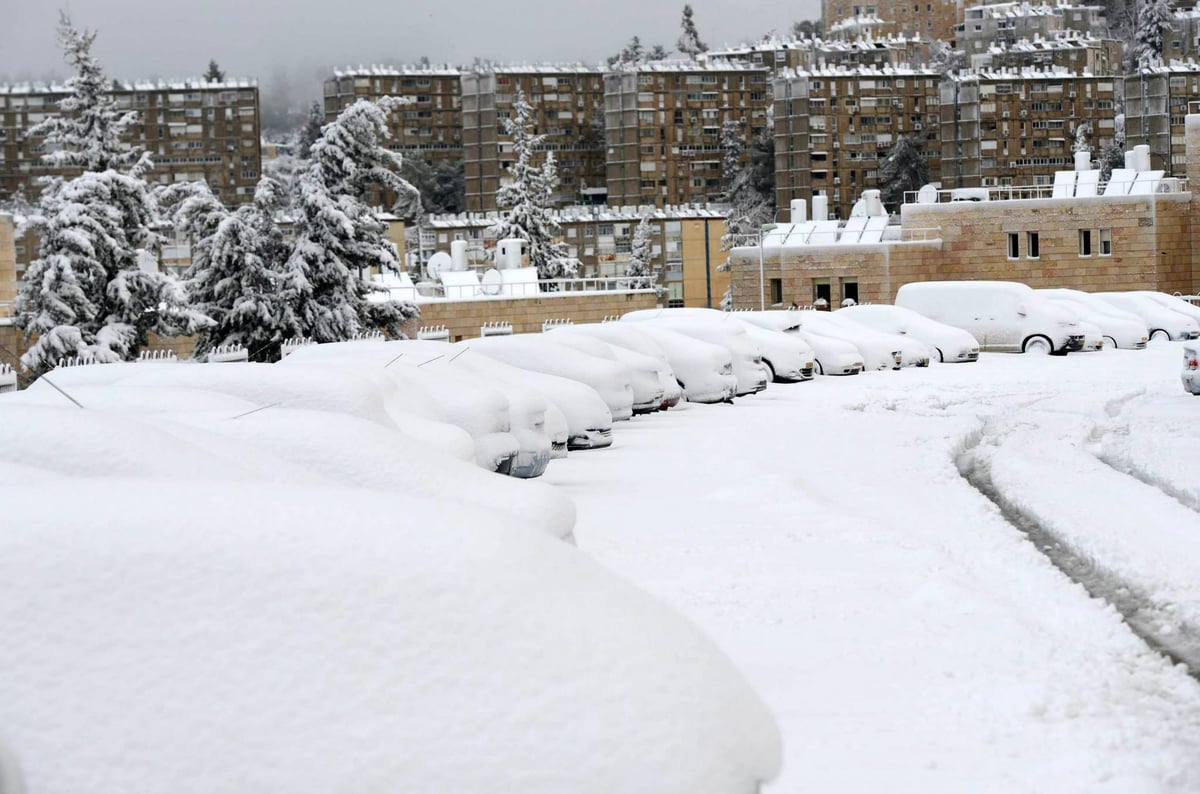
[821,0,962,44]
[705,34,932,74]
[461,65,607,212]
[603,60,771,208]
[956,1,1109,62]
[774,65,944,220]
[0,79,261,207]
[938,67,1121,190]
[979,34,1124,74]
[1122,61,1200,177]
[727,114,1200,308]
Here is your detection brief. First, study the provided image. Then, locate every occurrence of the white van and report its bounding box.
[895,281,1085,354]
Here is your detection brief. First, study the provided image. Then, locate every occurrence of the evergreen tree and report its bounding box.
[609,35,644,67]
[792,19,823,38]
[625,214,656,289]
[16,14,207,376]
[677,5,708,57]
[204,59,226,83]
[27,13,143,175]
[491,91,572,281]
[879,135,929,213]
[1135,0,1174,68]
[285,97,420,342]
[1098,113,1127,182]
[720,120,744,200]
[648,44,670,60]
[1072,122,1093,155]
[721,122,776,270]
[297,101,325,161]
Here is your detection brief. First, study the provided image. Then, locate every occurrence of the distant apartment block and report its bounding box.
[979,33,1124,74]
[1123,62,1200,177]
[774,66,944,219]
[603,61,772,208]
[461,66,607,212]
[938,68,1121,190]
[0,80,261,206]
[956,1,1109,61]
[706,34,932,74]
[821,0,962,44]
[1165,3,1200,62]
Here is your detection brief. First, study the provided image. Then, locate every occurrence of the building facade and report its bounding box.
[603,61,772,208]
[774,66,944,220]
[706,35,932,74]
[821,0,962,44]
[0,80,261,206]
[1123,62,1200,177]
[938,68,1121,190]
[461,66,607,212]
[979,34,1124,74]
[956,2,1109,61]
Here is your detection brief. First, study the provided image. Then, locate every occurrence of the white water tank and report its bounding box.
[496,238,523,269]
[1124,150,1136,170]
[1074,151,1091,172]
[811,194,828,222]
[1134,144,1151,172]
[450,239,469,271]
[862,189,884,217]
[789,199,807,223]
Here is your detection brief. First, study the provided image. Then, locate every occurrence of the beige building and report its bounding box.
[1122,62,1200,177]
[980,33,1124,74]
[0,79,261,207]
[603,61,772,208]
[728,116,1200,308]
[705,34,932,74]
[938,68,1121,190]
[956,1,1109,62]
[420,205,728,308]
[461,65,607,212]
[774,65,944,220]
[822,0,963,44]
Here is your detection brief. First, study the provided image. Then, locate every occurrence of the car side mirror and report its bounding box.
[1017,304,1028,317]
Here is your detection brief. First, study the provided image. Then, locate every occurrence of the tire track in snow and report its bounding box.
[956,419,1200,681]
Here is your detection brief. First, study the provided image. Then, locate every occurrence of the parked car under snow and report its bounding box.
[736,311,866,375]
[835,304,980,363]
[1094,292,1200,342]
[622,309,768,395]
[1037,289,1149,350]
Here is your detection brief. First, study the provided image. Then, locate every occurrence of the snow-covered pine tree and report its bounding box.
[1098,113,1127,182]
[27,13,143,176]
[491,90,572,281]
[625,214,655,289]
[297,101,325,161]
[648,44,670,61]
[879,135,930,212]
[677,4,709,58]
[285,97,420,342]
[1135,0,1174,69]
[16,14,207,376]
[1072,122,1093,155]
[204,59,225,83]
[721,120,744,201]
[180,178,300,361]
[721,118,776,268]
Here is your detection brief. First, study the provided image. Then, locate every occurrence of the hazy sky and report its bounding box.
[1,0,821,98]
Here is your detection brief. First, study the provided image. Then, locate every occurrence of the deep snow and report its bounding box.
[546,342,1200,793]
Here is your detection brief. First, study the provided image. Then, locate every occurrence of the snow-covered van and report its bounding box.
[895,281,1085,354]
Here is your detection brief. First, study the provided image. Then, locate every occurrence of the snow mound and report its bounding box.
[0,479,781,794]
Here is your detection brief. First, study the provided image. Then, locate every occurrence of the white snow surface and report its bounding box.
[543,343,1200,793]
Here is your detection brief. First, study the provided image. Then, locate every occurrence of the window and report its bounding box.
[1099,228,1111,255]
[1027,232,1039,259]
[1007,233,1020,259]
[813,280,832,305]
[1079,229,1092,256]
[770,279,783,305]
[841,279,859,304]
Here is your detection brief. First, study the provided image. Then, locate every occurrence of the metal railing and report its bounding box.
[432,276,657,300]
[903,177,1190,205]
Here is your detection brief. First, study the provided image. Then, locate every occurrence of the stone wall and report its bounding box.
[0,214,14,321]
[404,290,660,341]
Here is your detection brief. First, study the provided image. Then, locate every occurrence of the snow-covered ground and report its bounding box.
[546,342,1200,793]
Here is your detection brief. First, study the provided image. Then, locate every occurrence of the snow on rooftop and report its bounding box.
[420,204,728,229]
[331,64,463,78]
[776,62,945,79]
[986,32,1117,53]
[706,32,923,58]
[607,58,769,73]
[0,78,257,95]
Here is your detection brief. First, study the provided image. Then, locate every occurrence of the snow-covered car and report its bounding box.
[738,322,815,382]
[1037,289,1149,350]
[1131,291,1200,328]
[282,341,528,475]
[1184,344,1200,395]
[836,304,981,363]
[465,334,637,421]
[543,331,665,414]
[736,311,866,375]
[1094,292,1200,341]
[551,324,683,410]
[622,310,768,395]
[781,310,905,370]
[896,281,1085,355]
[619,324,737,403]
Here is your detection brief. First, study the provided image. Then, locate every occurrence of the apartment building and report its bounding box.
[774,66,944,220]
[1123,61,1200,177]
[420,204,728,308]
[956,2,1109,61]
[0,80,261,207]
[603,61,772,208]
[706,34,931,74]
[461,65,607,212]
[980,33,1124,74]
[821,0,962,44]
[1165,3,1200,62]
[938,68,1120,190]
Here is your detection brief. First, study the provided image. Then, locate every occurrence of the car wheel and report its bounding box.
[814,359,824,376]
[933,347,944,363]
[1103,335,1117,350]
[1023,336,1053,355]
[762,360,776,382]
[1150,329,1171,342]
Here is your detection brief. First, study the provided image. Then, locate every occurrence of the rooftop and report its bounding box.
[0,78,257,95]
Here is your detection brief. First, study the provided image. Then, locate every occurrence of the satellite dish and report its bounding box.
[480,268,503,296]
[917,184,938,204]
[850,198,867,218]
[426,251,452,280]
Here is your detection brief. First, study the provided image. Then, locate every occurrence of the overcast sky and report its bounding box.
[1,0,820,101]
